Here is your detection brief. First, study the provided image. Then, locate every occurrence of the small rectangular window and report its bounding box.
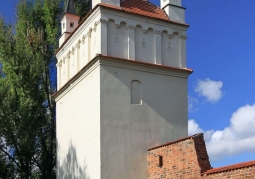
[70,22,74,28]
[63,23,65,29]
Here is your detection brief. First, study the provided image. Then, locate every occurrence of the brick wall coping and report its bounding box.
[148,133,203,151]
[202,160,255,176]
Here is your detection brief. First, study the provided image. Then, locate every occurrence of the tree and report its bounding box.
[0,0,91,177]
[0,151,15,178]
[73,0,91,21]
[0,0,62,178]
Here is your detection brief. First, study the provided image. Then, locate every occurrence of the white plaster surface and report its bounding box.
[56,58,190,178]
[56,66,101,179]
[56,7,188,90]
[100,59,188,178]
[135,27,154,63]
[56,3,190,178]
[161,0,182,8]
[59,33,71,48]
[107,20,128,59]
[160,0,185,22]
[165,5,185,23]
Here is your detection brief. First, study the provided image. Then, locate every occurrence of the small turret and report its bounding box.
[59,0,80,47]
[160,0,185,23]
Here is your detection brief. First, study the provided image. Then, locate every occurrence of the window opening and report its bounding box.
[131,80,142,105]
[159,155,163,167]
[70,22,74,28]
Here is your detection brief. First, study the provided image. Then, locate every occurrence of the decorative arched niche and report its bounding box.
[131,80,142,105]
[107,19,128,59]
[161,31,180,67]
[135,25,154,63]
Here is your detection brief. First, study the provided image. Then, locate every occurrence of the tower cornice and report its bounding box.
[53,54,192,101]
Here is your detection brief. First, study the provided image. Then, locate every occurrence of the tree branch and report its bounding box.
[0,146,22,169]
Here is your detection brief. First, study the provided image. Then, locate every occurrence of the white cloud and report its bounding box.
[188,96,199,112]
[188,104,255,161]
[188,119,214,142]
[188,119,203,135]
[195,78,223,103]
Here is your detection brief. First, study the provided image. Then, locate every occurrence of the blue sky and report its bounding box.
[152,0,255,168]
[1,0,255,169]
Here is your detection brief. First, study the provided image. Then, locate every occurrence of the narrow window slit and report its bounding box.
[159,155,163,167]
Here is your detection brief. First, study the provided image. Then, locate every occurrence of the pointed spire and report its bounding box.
[65,0,77,15]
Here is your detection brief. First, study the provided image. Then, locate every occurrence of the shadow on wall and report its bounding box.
[57,143,90,179]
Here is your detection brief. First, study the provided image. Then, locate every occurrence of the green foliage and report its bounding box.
[0,0,63,178]
[73,0,91,21]
[0,0,91,177]
[0,151,15,178]
[64,0,91,22]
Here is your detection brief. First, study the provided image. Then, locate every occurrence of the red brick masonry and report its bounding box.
[147,133,255,179]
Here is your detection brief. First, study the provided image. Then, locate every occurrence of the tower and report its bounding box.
[59,0,80,46]
[54,0,192,178]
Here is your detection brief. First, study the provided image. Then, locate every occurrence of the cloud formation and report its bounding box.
[188,104,255,161]
[195,78,223,103]
[188,96,199,112]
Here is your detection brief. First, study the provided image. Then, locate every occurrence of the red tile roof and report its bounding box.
[56,0,188,53]
[100,0,188,26]
[202,160,255,175]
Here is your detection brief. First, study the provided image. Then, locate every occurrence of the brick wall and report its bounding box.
[147,133,255,179]
[202,160,255,179]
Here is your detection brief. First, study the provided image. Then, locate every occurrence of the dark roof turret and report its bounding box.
[65,0,77,15]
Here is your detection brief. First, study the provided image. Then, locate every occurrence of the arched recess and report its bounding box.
[161,32,180,67]
[171,32,180,67]
[135,25,154,63]
[131,80,142,105]
[107,20,128,58]
[88,28,93,61]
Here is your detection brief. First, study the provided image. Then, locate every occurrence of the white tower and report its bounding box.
[55,0,192,178]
